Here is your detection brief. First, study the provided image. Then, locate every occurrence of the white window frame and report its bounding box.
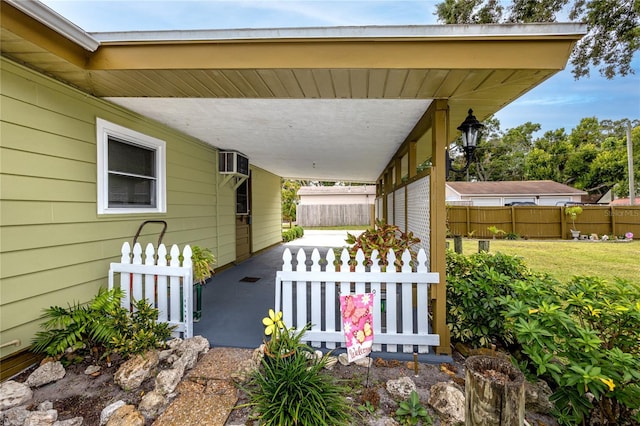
[96,118,166,215]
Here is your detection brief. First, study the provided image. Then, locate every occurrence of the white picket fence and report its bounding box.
[275,247,440,354]
[108,242,193,339]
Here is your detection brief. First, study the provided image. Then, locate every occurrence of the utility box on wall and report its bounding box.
[219,151,249,177]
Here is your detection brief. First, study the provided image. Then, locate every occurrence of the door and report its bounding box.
[235,176,251,262]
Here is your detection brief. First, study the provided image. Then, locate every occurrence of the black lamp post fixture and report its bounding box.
[446,108,484,177]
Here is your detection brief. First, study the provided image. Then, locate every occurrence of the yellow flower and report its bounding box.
[262,309,284,336]
[599,377,615,392]
[528,308,539,314]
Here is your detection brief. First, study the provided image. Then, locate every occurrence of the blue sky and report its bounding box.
[40,0,639,135]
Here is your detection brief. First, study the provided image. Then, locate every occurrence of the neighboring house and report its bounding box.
[446,181,587,206]
[296,185,376,227]
[1,0,585,365]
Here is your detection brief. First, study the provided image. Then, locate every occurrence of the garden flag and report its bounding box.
[339,293,374,362]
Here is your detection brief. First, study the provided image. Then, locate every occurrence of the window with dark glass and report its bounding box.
[107,136,156,208]
[236,179,249,215]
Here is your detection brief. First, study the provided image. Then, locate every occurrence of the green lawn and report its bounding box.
[454,238,639,284]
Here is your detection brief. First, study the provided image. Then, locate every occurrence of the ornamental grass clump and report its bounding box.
[501,276,640,425]
[241,310,354,425]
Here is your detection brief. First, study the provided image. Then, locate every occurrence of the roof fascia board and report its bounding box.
[92,23,587,44]
[4,0,99,51]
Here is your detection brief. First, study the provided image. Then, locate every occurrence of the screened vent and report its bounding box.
[219,151,249,177]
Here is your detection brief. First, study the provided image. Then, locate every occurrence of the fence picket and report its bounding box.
[370,249,382,352]
[156,244,168,322]
[401,250,413,353]
[119,242,131,310]
[295,249,307,333]
[144,244,156,307]
[385,250,398,352]
[310,249,322,347]
[132,243,143,303]
[325,249,337,349]
[416,249,429,353]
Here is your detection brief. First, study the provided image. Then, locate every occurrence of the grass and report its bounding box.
[454,238,639,284]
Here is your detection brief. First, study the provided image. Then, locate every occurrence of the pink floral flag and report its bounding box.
[339,293,374,362]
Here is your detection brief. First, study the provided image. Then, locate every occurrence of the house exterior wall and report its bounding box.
[250,167,282,252]
[0,58,278,359]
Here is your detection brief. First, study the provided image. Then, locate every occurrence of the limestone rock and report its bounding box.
[100,400,126,425]
[25,361,66,388]
[323,356,338,370]
[386,377,417,400]
[138,390,167,418]
[24,409,57,426]
[53,417,84,426]
[180,335,209,354]
[105,404,144,426]
[174,347,198,371]
[155,368,183,395]
[366,416,400,425]
[2,405,30,425]
[354,357,373,368]
[114,351,159,391]
[428,382,465,425]
[84,365,101,376]
[525,379,553,414]
[338,353,349,366]
[0,380,33,410]
[38,400,54,411]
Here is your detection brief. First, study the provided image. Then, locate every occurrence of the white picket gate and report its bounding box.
[275,247,440,354]
[108,242,193,339]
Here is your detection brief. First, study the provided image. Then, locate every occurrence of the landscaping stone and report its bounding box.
[524,380,554,414]
[100,400,126,425]
[23,408,57,426]
[25,361,66,388]
[2,405,30,425]
[138,390,167,418]
[105,404,144,426]
[114,351,159,391]
[155,368,183,395]
[386,376,417,399]
[53,417,84,426]
[0,380,33,410]
[428,382,465,425]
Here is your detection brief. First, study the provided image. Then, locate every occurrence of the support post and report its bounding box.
[478,240,490,252]
[453,235,463,254]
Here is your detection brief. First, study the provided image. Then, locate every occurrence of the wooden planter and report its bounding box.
[465,355,525,426]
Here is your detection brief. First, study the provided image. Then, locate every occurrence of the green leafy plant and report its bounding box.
[282,225,304,242]
[32,288,175,362]
[505,232,520,240]
[31,288,126,360]
[565,206,583,231]
[446,250,534,348]
[240,350,354,425]
[487,225,506,239]
[109,298,175,358]
[191,245,216,285]
[346,219,420,270]
[395,390,432,425]
[501,276,640,425]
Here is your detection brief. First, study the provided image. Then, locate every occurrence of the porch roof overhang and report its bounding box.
[1,0,586,183]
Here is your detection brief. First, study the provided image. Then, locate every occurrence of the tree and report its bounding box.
[434,0,639,79]
[281,179,301,227]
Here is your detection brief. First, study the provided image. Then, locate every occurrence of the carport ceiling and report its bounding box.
[1,1,586,182]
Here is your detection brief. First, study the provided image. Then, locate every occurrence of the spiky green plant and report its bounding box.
[31,288,125,359]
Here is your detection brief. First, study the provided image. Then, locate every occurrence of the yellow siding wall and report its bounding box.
[0,58,243,358]
[251,168,282,252]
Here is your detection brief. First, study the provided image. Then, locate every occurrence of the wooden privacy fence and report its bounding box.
[108,242,193,339]
[296,204,373,227]
[448,205,640,240]
[275,247,440,354]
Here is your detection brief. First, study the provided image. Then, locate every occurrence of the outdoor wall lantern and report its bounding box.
[446,108,484,177]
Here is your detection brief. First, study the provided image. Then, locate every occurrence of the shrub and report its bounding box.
[346,220,420,270]
[32,288,175,362]
[241,353,354,425]
[282,226,304,242]
[501,276,640,425]
[446,250,534,348]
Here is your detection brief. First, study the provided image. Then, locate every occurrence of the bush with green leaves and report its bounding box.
[282,225,304,242]
[32,288,174,362]
[445,250,534,348]
[501,276,640,425]
[241,352,354,425]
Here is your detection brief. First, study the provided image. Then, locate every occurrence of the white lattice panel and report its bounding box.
[394,188,406,232]
[407,176,431,266]
[387,193,394,223]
